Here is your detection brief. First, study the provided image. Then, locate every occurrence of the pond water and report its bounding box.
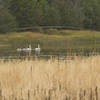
[0,47,99,60]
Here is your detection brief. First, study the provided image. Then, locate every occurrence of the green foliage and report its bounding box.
[33,26,43,33]
[1,0,100,32]
[0,0,17,33]
[0,11,17,33]
[43,29,58,34]
[81,0,100,29]
[9,0,39,27]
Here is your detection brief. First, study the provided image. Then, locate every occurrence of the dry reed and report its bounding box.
[0,56,100,100]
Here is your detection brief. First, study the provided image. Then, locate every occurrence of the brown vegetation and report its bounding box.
[0,56,100,100]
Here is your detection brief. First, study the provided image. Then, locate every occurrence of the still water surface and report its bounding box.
[0,47,99,60]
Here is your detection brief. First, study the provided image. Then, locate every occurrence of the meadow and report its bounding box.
[0,56,100,100]
[0,29,100,56]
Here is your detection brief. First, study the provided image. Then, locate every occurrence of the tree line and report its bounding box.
[0,0,100,33]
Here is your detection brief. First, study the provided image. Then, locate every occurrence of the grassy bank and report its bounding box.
[0,30,100,56]
[0,56,100,99]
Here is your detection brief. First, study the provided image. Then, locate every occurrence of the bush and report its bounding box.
[43,29,59,34]
[32,26,43,33]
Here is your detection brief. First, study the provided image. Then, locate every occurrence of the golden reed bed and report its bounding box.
[0,56,100,100]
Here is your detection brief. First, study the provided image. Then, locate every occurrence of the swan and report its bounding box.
[35,44,41,55]
[22,44,32,52]
[17,48,22,52]
[17,44,41,55]
[17,44,32,52]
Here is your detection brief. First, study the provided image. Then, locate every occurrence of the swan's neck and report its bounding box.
[38,44,40,48]
[29,45,31,48]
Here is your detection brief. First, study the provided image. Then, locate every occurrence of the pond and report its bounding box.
[0,31,100,59]
[0,47,99,60]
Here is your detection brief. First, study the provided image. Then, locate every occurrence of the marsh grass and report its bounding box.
[0,56,100,100]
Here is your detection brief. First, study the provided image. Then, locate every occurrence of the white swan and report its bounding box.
[17,48,22,52]
[17,44,32,52]
[17,44,41,55]
[22,44,32,52]
[35,44,41,55]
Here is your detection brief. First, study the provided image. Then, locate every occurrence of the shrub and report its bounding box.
[32,26,43,33]
[43,29,59,34]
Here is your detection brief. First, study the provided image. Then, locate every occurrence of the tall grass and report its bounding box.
[0,56,100,100]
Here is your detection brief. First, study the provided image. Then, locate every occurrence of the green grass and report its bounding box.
[0,30,100,56]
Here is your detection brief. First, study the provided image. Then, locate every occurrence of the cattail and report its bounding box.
[0,82,2,100]
[90,88,93,100]
[28,90,30,100]
[95,86,98,100]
